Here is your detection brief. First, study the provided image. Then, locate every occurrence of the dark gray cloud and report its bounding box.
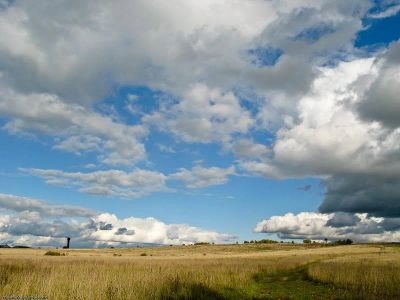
[99,223,113,231]
[115,227,127,235]
[115,227,135,235]
[357,42,400,128]
[319,175,400,217]
[380,218,400,231]
[326,212,361,228]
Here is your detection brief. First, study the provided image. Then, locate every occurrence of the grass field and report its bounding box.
[0,243,399,299]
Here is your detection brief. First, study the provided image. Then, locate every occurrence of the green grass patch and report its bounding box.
[156,266,351,300]
[249,267,349,299]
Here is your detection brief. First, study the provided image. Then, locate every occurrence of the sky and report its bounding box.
[0,0,400,247]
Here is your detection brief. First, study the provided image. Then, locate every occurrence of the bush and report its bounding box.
[255,239,278,244]
[334,239,353,245]
[140,253,147,256]
[44,251,65,256]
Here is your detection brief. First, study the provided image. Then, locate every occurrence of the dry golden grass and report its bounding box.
[307,246,400,298]
[0,244,398,299]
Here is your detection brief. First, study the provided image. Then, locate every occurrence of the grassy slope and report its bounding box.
[0,243,399,299]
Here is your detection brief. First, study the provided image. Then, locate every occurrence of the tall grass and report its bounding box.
[307,255,400,298]
[0,256,307,299]
[0,244,398,299]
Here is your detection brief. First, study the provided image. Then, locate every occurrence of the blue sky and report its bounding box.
[0,0,400,247]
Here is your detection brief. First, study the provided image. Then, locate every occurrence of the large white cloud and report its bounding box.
[6,0,365,97]
[0,0,274,100]
[240,58,386,179]
[243,57,400,179]
[91,213,235,245]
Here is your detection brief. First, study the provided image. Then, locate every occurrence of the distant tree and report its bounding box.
[244,241,249,244]
[194,242,210,245]
[334,239,353,245]
[303,239,311,244]
[324,238,328,244]
[255,239,278,244]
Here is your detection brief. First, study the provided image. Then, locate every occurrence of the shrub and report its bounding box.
[255,239,278,244]
[44,251,64,256]
[140,253,147,256]
[334,239,353,245]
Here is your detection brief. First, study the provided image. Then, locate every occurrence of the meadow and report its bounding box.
[0,243,399,299]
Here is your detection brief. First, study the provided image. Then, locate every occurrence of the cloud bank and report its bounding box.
[0,193,235,247]
[255,212,400,243]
